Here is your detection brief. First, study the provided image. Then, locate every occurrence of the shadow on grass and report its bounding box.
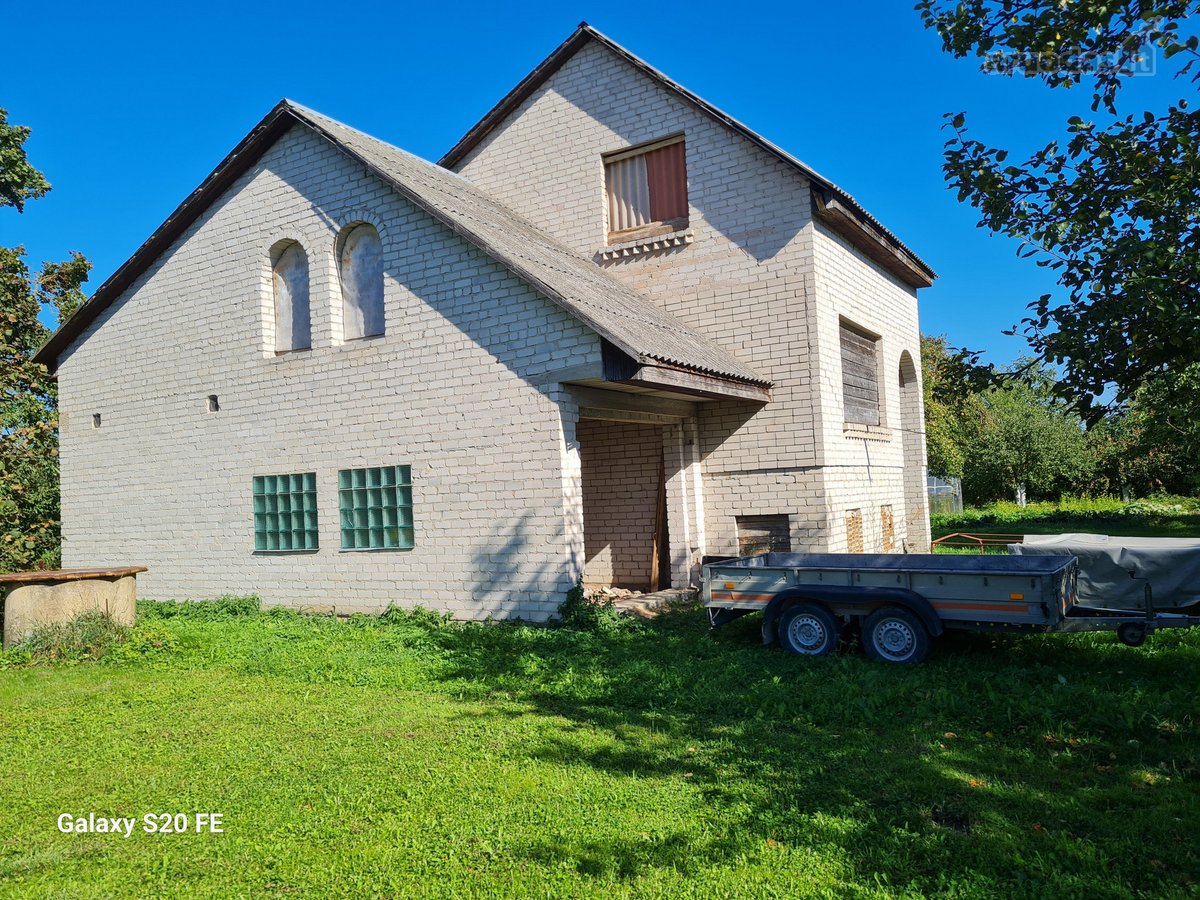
[424,605,1200,894]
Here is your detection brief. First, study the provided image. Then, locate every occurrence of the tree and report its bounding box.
[1090,364,1200,497]
[0,108,90,571]
[963,371,1092,505]
[916,1,1200,417]
[920,334,994,479]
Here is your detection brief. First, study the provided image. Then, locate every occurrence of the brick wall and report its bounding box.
[454,38,929,556]
[577,420,663,589]
[55,124,602,620]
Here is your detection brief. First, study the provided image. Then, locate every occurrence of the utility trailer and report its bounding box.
[702,553,1200,664]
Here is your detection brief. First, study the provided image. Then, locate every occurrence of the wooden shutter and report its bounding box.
[840,323,880,426]
[645,141,687,223]
[737,515,791,556]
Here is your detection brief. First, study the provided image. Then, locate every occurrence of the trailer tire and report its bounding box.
[778,603,839,656]
[863,607,930,665]
[1117,622,1147,647]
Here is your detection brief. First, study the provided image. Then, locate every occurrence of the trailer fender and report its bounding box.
[762,585,943,646]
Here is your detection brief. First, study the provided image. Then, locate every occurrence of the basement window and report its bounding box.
[253,472,319,552]
[840,320,881,427]
[339,465,413,550]
[736,515,791,557]
[604,135,688,244]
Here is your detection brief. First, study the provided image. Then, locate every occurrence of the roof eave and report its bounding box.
[33,101,303,372]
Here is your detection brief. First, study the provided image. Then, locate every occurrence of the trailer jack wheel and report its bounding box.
[1117,622,1148,647]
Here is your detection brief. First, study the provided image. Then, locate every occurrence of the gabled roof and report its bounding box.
[439,23,936,289]
[33,101,768,390]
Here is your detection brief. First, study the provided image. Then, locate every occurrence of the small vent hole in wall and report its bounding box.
[207,395,219,413]
[92,413,101,429]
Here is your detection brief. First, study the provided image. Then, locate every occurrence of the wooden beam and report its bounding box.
[618,366,772,403]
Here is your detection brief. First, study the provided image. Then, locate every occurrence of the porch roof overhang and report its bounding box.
[539,346,772,405]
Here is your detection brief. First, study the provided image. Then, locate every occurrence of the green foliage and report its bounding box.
[113,622,179,660]
[932,494,1200,538]
[921,339,1098,503]
[138,595,262,621]
[917,2,1200,413]
[962,367,1092,503]
[556,581,635,634]
[0,108,49,213]
[1,601,1199,894]
[0,111,91,573]
[12,610,130,664]
[920,335,995,479]
[1089,364,1200,497]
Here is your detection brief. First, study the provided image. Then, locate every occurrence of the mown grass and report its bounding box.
[933,495,1200,553]
[1,598,1198,898]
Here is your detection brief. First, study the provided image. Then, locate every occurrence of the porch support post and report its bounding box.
[549,387,585,590]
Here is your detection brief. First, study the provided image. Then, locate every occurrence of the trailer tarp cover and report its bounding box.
[1010,534,1200,610]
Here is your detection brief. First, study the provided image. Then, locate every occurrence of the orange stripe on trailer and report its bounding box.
[710,591,773,602]
[932,601,1028,613]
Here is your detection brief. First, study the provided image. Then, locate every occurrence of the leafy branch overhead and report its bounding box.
[917,1,1200,415]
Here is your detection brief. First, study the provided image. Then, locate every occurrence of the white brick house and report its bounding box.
[35,25,934,619]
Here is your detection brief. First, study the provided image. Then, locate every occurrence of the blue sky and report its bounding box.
[0,1,1185,365]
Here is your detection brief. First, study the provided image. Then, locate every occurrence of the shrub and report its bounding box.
[114,622,178,659]
[139,596,262,621]
[18,611,130,664]
[556,582,630,633]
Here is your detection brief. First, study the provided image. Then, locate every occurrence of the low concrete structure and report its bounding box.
[0,567,145,647]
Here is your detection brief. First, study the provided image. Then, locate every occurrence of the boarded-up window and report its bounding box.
[340,223,384,339]
[605,137,688,241]
[881,504,895,552]
[272,242,311,353]
[840,321,881,426]
[846,509,864,553]
[737,515,791,556]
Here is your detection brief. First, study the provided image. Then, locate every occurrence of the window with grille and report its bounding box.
[604,136,688,243]
[840,320,881,427]
[736,515,791,556]
[253,472,318,552]
[339,465,413,550]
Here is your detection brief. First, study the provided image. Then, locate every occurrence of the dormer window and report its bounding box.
[604,135,688,244]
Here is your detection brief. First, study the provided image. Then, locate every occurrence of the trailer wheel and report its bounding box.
[778,603,839,656]
[1117,622,1147,647]
[863,607,930,665]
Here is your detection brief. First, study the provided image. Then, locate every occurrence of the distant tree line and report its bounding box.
[922,335,1200,505]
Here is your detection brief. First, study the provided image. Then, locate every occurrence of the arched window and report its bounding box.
[339,223,384,339]
[272,242,311,353]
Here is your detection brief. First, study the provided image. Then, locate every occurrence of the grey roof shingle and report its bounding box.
[289,103,768,387]
[33,100,768,390]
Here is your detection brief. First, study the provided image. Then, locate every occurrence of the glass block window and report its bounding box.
[253,472,318,552]
[339,465,413,550]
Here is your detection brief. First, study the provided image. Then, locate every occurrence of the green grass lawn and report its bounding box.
[932,496,1200,553]
[2,599,1198,898]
